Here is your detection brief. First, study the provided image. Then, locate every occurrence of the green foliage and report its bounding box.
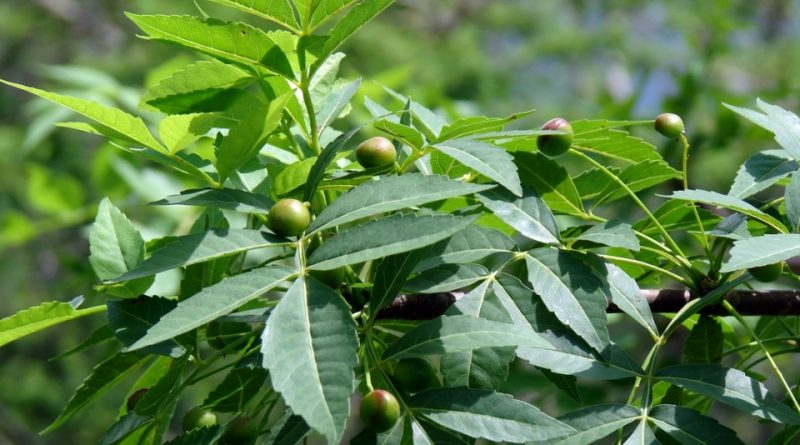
[3,1,800,444]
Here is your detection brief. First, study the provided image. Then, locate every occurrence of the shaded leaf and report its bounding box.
[107,297,185,357]
[575,220,640,251]
[204,368,268,413]
[665,189,787,233]
[649,404,744,445]
[404,264,489,294]
[541,404,640,445]
[151,188,274,214]
[205,0,300,31]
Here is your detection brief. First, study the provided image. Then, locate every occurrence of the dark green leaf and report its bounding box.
[264,412,310,445]
[404,264,489,294]
[371,247,433,314]
[524,248,609,353]
[410,388,574,442]
[649,404,744,445]
[151,188,274,214]
[309,174,491,233]
[382,315,550,361]
[434,139,522,196]
[98,412,152,445]
[127,265,294,350]
[593,160,680,206]
[42,352,148,433]
[163,426,224,445]
[478,188,559,245]
[656,364,800,424]
[683,315,723,364]
[308,213,476,270]
[112,229,289,282]
[262,276,358,444]
[542,404,640,445]
[575,220,640,251]
[515,151,586,217]
[416,225,516,271]
[729,150,797,198]
[786,173,800,232]
[204,368,268,413]
[107,297,185,357]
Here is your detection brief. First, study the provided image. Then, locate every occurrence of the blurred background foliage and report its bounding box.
[1,0,799,443]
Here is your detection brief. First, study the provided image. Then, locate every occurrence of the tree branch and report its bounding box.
[377,289,800,319]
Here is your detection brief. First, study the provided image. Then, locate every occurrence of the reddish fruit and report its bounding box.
[360,389,400,432]
[536,118,573,157]
[654,113,685,138]
[268,198,310,237]
[355,136,396,168]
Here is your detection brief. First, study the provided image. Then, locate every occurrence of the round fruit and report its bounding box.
[749,262,784,283]
[206,321,252,350]
[222,416,259,445]
[536,118,573,157]
[268,198,310,237]
[182,406,218,431]
[393,358,438,393]
[360,389,400,432]
[355,136,396,168]
[126,388,149,412]
[310,267,346,289]
[654,113,685,138]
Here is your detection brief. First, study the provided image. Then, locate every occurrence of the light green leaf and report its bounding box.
[262,276,358,444]
[128,265,294,351]
[308,213,476,270]
[107,297,185,357]
[409,388,574,443]
[729,150,797,198]
[434,139,522,196]
[315,77,360,135]
[150,188,274,214]
[0,300,106,348]
[622,419,658,445]
[575,220,640,251]
[665,189,787,233]
[721,234,800,272]
[141,59,251,114]
[374,119,425,150]
[572,119,661,164]
[725,100,800,161]
[112,229,289,282]
[309,0,395,73]
[542,404,640,445]
[435,110,534,142]
[656,364,800,425]
[0,79,166,152]
[594,160,680,206]
[786,173,800,232]
[42,352,148,433]
[302,124,364,202]
[382,315,551,361]
[126,14,294,78]
[205,0,300,31]
[308,0,359,30]
[477,188,559,245]
[649,404,744,445]
[217,92,291,182]
[524,248,610,353]
[515,151,586,217]
[309,174,492,233]
[158,113,217,154]
[204,368,268,413]
[89,198,146,281]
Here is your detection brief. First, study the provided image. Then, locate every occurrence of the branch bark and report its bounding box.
[377,289,800,319]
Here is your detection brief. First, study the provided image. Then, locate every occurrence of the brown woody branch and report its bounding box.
[377,289,800,319]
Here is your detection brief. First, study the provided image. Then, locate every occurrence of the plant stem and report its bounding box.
[300,70,321,156]
[679,134,712,256]
[570,149,691,269]
[722,300,800,413]
[600,254,689,285]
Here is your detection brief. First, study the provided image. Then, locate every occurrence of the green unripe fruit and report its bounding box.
[268,198,310,237]
[206,321,251,350]
[654,113,685,138]
[356,136,397,168]
[749,262,784,283]
[394,358,438,393]
[182,407,218,431]
[126,388,149,412]
[360,389,400,432]
[536,118,573,157]
[222,416,259,445]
